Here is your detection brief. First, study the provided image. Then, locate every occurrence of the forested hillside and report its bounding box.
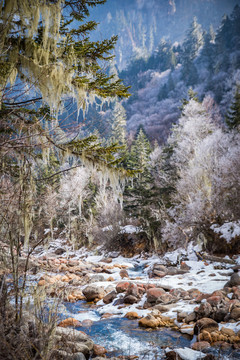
[89,0,239,70]
[121,4,240,141]
[78,3,240,144]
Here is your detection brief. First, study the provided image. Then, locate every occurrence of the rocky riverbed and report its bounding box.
[19,240,240,360]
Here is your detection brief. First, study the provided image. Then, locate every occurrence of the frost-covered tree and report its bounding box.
[111,101,127,145]
[162,98,219,247]
[161,96,240,249]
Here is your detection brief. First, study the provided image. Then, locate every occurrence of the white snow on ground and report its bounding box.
[102,225,142,234]
[169,347,205,360]
[119,225,142,234]
[155,260,229,293]
[211,221,240,243]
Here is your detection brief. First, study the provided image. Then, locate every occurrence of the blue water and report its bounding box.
[58,300,240,360]
[63,301,191,359]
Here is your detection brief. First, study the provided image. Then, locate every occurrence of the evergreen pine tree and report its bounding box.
[200,31,215,74]
[215,15,232,55]
[129,127,151,171]
[230,5,240,49]
[181,17,203,85]
[182,17,204,62]
[226,86,240,130]
[181,88,199,113]
[124,127,152,220]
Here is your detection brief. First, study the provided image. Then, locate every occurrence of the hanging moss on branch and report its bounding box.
[0,0,130,114]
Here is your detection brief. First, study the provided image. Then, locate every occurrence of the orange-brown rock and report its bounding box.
[116,281,130,293]
[38,279,46,286]
[139,314,160,328]
[207,295,222,306]
[58,317,82,328]
[120,269,129,279]
[93,344,107,356]
[194,318,218,335]
[221,327,236,337]
[125,312,141,320]
[73,291,85,301]
[147,287,166,303]
[67,294,76,302]
[101,313,114,319]
[113,264,122,269]
[230,306,240,320]
[212,341,232,349]
[61,275,70,282]
[191,341,211,351]
[107,276,115,281]
[229,335,240,344]
[200,330,212,343]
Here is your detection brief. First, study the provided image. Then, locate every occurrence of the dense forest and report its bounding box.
[1,1,240,359]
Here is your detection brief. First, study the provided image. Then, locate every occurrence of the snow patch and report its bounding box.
[168,347,205,360]
[120,225,142,234]
[211,221,240,243]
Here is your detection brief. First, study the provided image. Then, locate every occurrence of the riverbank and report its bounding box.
[16,239,240,360]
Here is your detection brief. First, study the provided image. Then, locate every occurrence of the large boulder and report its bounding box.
[195,302,212,319]
[103,290,117,304]
[125,312,140,320]
[52,350,86,360]
[232,286,240,300]
[230,306,240,320]
[123,295,138,304]
[194,318,218,335]
[167,267,188,275]
[126,283,139,297]
[55,327,94,352]
[191,341,211,351]
[58,318,82,328]
[93,344,107,357]
[225,273,240,288]
[147,287,166,303]
[152,264,168,278]
[139,314,160,328]
[116,281,129,293]
[152,269,167,278]
[82,285,105,301]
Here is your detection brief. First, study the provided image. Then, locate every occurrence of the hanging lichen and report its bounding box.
[1,0,130,119]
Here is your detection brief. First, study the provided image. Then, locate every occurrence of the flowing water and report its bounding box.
[63,301,191,359]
